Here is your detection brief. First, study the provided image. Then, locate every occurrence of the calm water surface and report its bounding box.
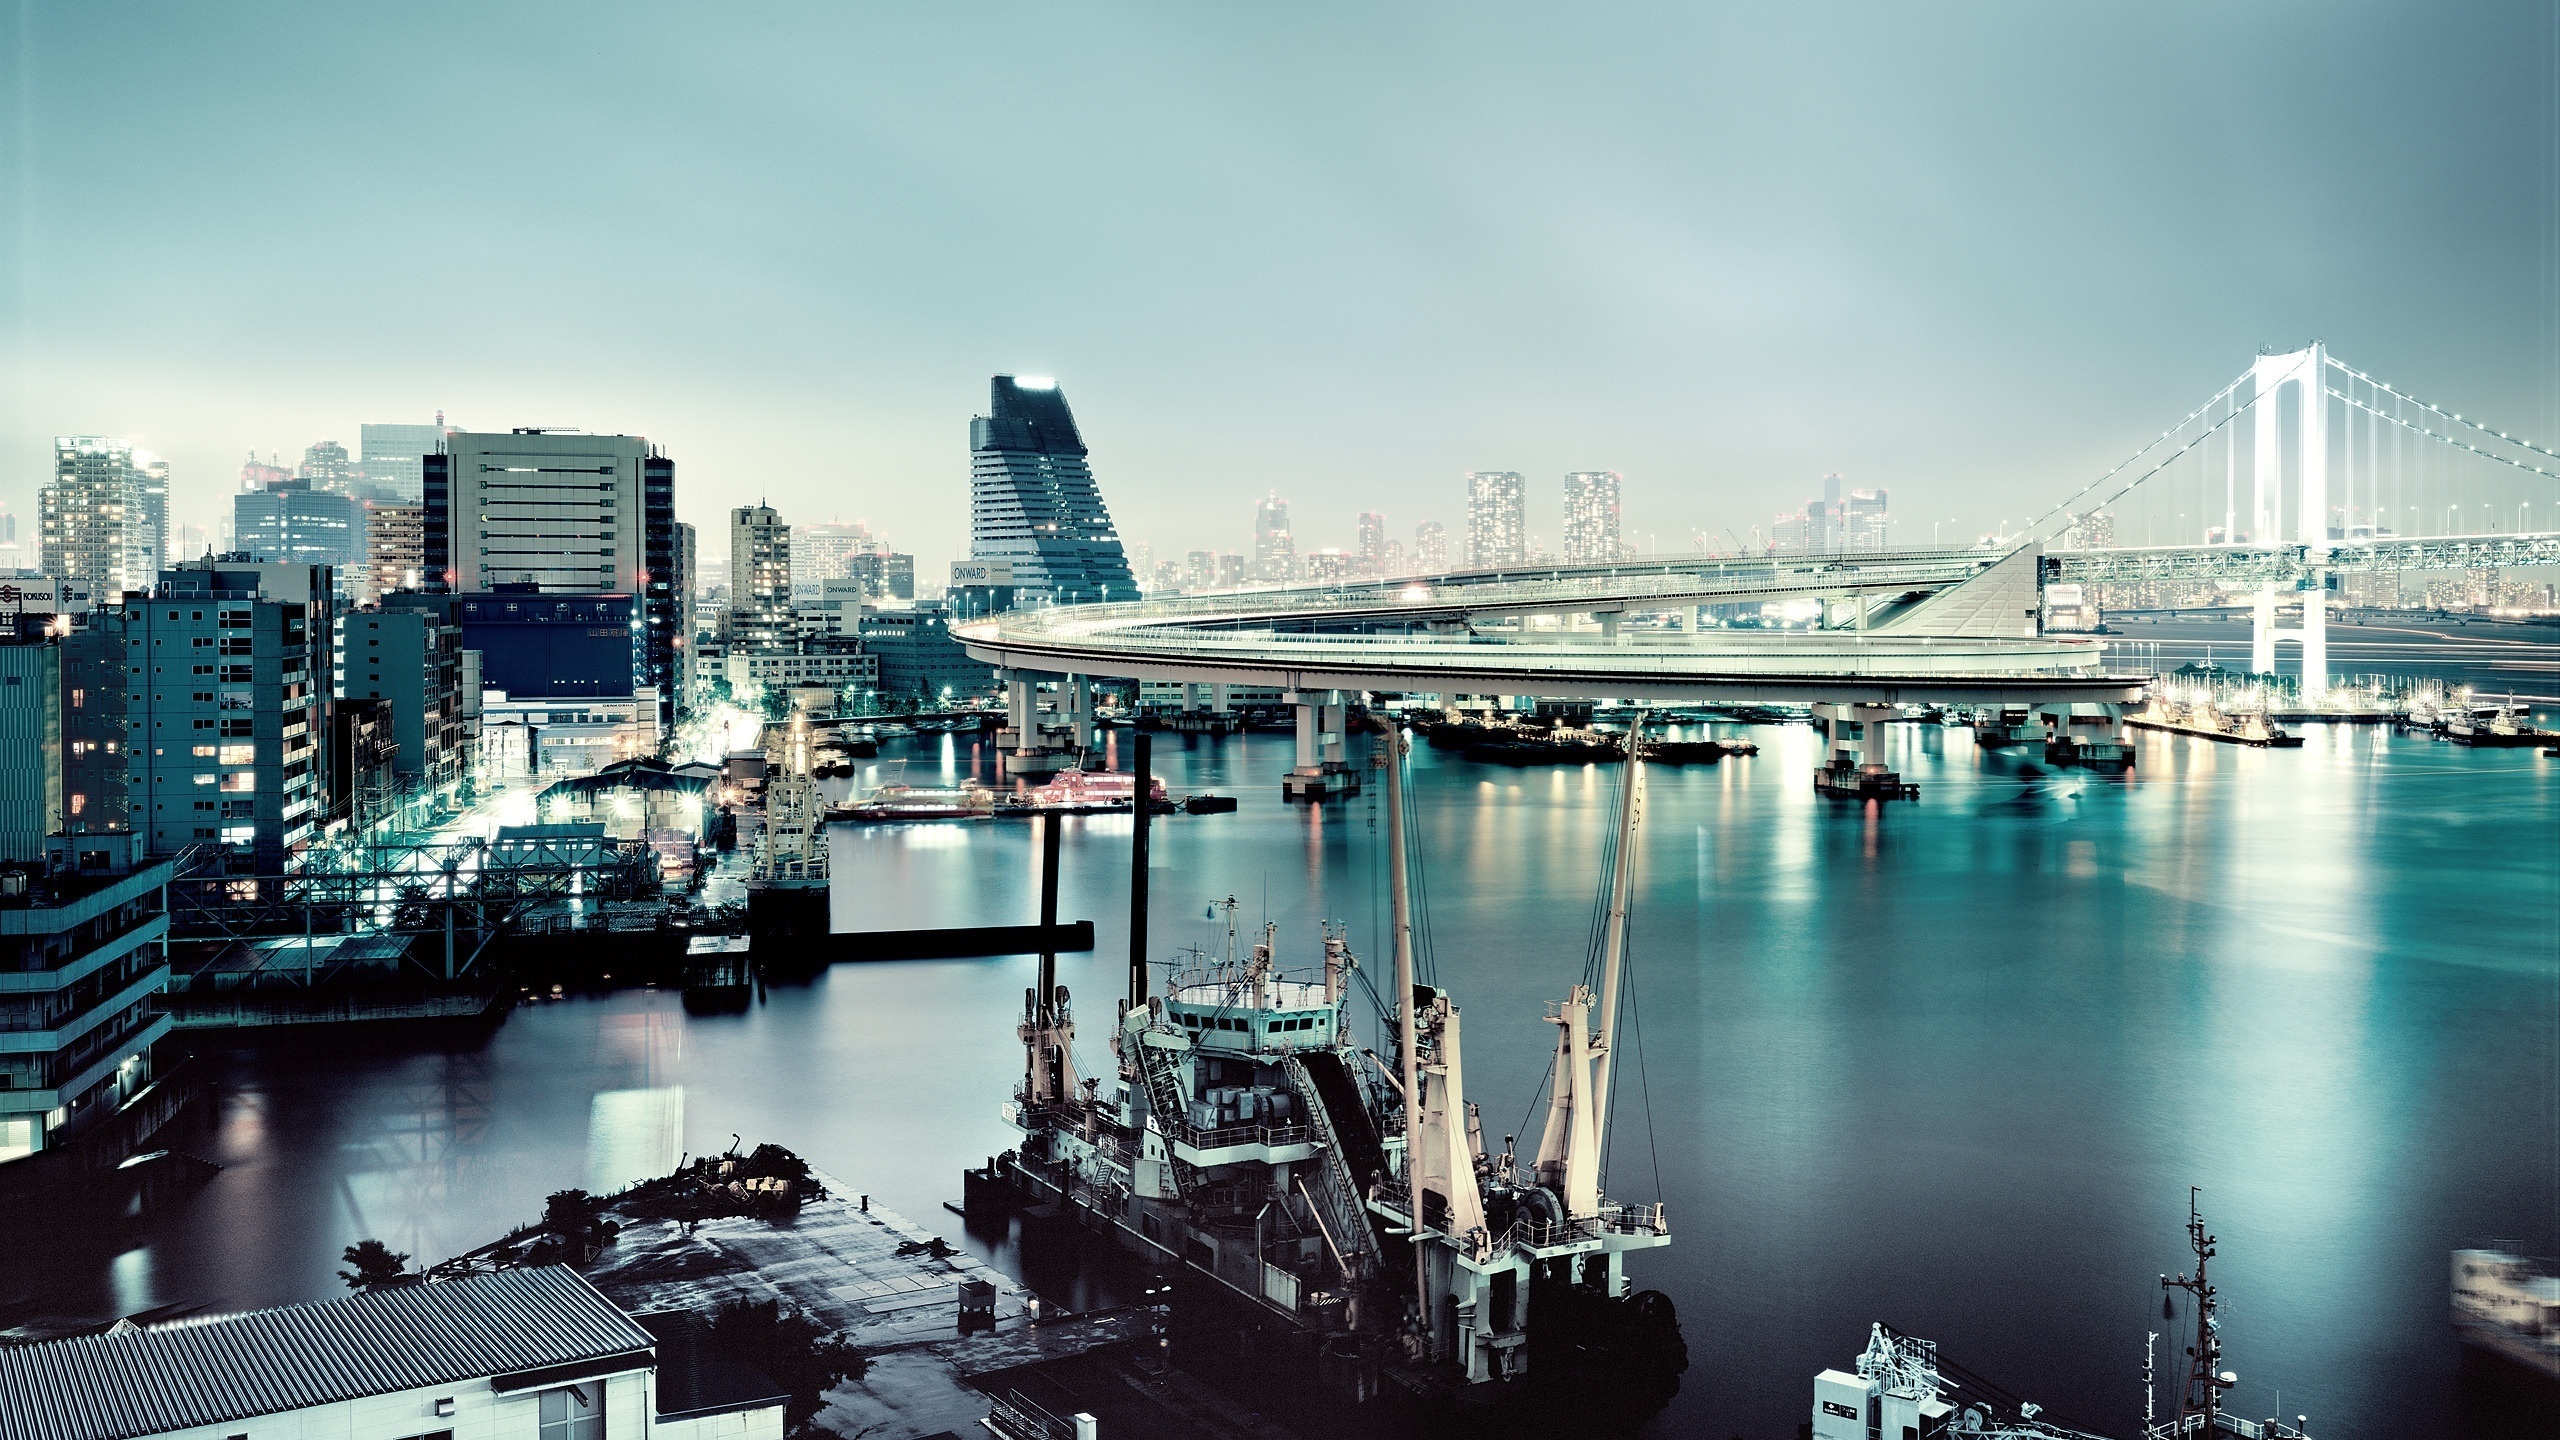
[19,721,2558,1439]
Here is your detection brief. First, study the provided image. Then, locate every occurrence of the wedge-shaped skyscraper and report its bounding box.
[969,376,1137,606]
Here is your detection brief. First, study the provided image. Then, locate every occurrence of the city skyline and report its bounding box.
[9,5,2545,575]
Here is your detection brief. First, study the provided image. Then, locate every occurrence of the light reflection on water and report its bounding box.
[13,721,2553,1440]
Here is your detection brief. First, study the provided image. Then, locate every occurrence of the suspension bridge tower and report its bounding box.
[2246,342,2332,695]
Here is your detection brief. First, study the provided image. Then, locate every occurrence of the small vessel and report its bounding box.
[2453,1248,2560,1381]
[2443,698,2551,748]
[1808,1192,2315,1440]
[981,716,1685,1424]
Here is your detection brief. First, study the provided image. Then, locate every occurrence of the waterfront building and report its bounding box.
[859,601,994,707]
[363,500,425,603]
[357,416,454,504]
[1464,471,1525,567]
[477,691,662,780]
[1563,470,1624,563]
[728,504,794,654]
[966,375,1138,607]
[41,437,164,597]
[333,608,466,790]
[724,644,878,697]
[1254,492,1296,581]
[0,835,177,1172]
[423,429,678,726]
[0,1265,785,1440]
[0,618,129,860]
[234,478,366,595]
[1415,519,1449,572]
[1215,552,1246,589]
[116,560,335,874]
[1304,547,1351,581]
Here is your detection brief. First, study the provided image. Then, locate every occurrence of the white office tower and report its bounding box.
[1253,492,1295,581]
[1562,471,1624,563]
[358,417,455,504]
[729,505,794,653]
[1464,471,1525,567]
[1355,511,1386,577]
[41,437,165,595]
[300,440,359,493]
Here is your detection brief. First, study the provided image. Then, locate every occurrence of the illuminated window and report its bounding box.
[193,774,216,786]
[192,745,216,758]
[218,744,254,765]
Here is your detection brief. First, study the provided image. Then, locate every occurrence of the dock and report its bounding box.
[582,1173,1294,1440]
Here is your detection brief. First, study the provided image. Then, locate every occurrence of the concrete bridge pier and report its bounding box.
[1282,689,1361,800]
[1000,670,1077,777]
[2035,701,2132,769]
[2249,580,2330,696]
[1068,673,1095,751]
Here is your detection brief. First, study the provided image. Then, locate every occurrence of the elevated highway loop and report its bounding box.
[956,545,2147,709]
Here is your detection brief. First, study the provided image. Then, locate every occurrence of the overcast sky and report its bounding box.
[6,2,2552,570]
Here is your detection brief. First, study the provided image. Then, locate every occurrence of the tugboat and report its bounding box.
[979,715,1686,1428]
[1806,1192,2313,1439]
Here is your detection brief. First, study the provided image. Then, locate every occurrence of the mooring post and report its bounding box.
[1129,732,1151,1008]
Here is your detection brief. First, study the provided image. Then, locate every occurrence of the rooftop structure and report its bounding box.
[0,1265,780,1440]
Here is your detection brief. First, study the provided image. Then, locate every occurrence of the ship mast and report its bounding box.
[1377,713,1427,1311]
[1589,709,1647,1142]
[2161,1187,2222,1436]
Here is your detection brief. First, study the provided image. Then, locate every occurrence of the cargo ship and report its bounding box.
[832,767,1172,824]
[976,717,1686,1427]
[2453,1249,2560,1382]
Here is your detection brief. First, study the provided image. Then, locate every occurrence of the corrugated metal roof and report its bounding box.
[0,1266,656,1440]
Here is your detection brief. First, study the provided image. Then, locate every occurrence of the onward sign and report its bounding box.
[949,559,1014,587]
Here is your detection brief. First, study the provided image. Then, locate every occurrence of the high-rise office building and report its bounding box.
[1253,493,1295,582]
[1464,472,1525,568]
[1562,471,1624,564]
[1383,537,1407,577]
[41,438,165,597]
[300,440,358,494]
[135,456,169,567]
[358,417,454,504]
[333,608,465,790]
[676,521,699,706]
[1415,521,1449,573]
[363,502,425,603]
[1355,512,1386,578]
[118,559,335,873]
[1846,487,1890,552]
[728,505,793,653]
[235,480,365,594]
[422,429,678,724]
[793,521,873,596]
[967,375,1137,607]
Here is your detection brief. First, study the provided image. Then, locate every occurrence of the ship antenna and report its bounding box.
[1375,712,1427,1313]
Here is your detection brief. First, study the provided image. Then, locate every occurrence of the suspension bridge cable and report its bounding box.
[2013,364,2261,544]
[2043,372,2293,534]
[2325,387,2560,484]
[2327,356,2560,466]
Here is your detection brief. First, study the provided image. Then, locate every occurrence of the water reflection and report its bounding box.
[13,722,2552,1440]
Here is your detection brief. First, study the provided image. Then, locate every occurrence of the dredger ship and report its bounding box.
[970,720,1687,1426]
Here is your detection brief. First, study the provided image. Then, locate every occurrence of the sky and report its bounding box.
[5,2,2554,573]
